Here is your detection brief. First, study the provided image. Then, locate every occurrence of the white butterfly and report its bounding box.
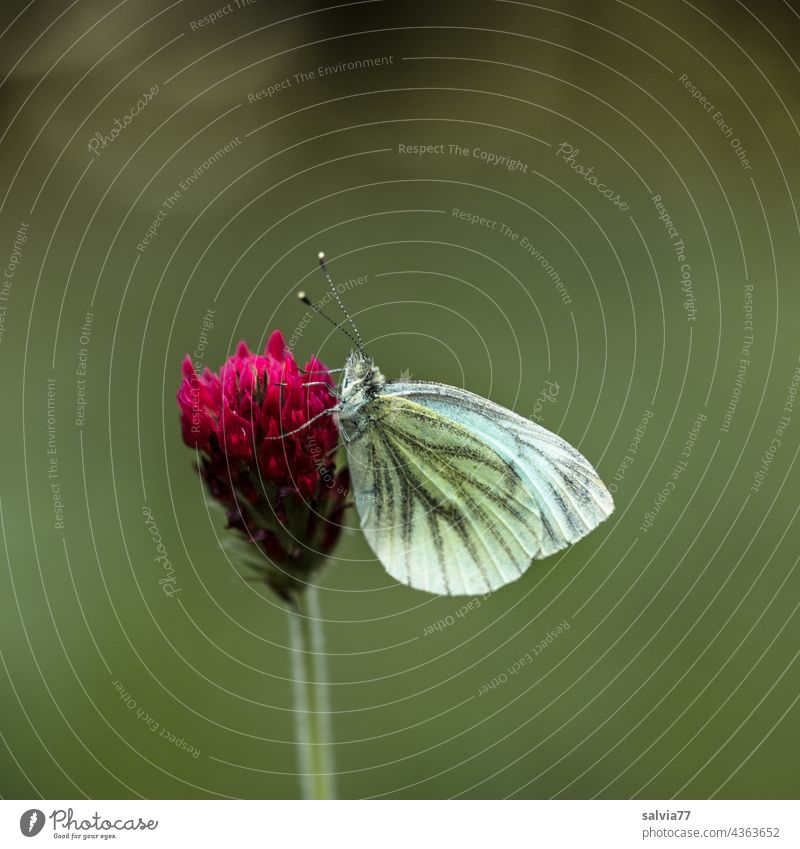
[296,254,614,597]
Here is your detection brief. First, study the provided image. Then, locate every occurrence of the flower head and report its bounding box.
[177,330,348,600]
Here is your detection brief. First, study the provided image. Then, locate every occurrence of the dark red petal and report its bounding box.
[181,355,196,379]
[266,329,286,360]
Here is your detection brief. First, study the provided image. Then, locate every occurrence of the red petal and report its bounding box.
[266,330,286,360]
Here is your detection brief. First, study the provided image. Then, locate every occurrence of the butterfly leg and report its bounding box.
[298,366,346,375]
[261,406,339,440]
[301,380,342,401]
[266,383,340,440]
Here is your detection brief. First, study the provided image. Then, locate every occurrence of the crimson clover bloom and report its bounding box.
[177,329,348,601]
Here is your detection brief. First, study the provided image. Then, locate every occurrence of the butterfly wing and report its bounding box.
[344,394,544,595]
[384,381,614,559]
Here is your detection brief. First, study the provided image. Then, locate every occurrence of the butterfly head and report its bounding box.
[340,349,385,415]
[304,252,384,425]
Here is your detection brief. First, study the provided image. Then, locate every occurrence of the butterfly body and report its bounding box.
[335,350,614,596]
[336,350,386,442]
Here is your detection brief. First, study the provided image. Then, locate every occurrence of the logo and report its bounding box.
[19,809,45,837]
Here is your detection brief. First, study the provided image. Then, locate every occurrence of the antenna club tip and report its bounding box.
[297,291,311,305]
[317,251,325,260]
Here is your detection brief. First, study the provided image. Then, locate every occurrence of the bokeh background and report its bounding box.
[1,0,799,800]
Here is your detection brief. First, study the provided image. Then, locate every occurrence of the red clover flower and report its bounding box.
[177,329,348,601]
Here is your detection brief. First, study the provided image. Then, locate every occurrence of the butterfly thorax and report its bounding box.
[337,350,385,439]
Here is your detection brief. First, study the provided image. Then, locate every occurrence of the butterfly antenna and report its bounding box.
[318,251,365,353]
[297,291,361,351]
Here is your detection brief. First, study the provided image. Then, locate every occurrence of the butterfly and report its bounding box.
[293,253,614,596]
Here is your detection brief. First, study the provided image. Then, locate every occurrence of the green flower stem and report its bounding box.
[288,584,336,799]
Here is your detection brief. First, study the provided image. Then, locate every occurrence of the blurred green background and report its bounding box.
[1,0,798,799]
